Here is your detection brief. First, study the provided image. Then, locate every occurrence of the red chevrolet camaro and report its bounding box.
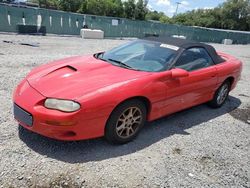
[13,37,242,144]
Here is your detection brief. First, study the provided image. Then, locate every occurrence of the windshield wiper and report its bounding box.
[107,58,133,69]
[96,55,139,70]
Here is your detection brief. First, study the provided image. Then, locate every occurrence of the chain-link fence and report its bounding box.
[1,4,250,44]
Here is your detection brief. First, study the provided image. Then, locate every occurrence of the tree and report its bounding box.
[105,0,124,17]
[135,0,147,20]
[78,0,87,13]
[113,0,124,17]
[124,0,136,19]
[58,0,82,12]
[27,0,58,9]
[145,10,172,23]
[146,11,162,21]
[220,0,250,30]
[159,14,172,24]
[85,0,107,16]
[172,0,250,31]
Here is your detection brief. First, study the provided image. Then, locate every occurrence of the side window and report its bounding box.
[174,47,214,71]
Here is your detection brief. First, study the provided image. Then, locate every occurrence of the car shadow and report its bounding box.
[19,96,241,163]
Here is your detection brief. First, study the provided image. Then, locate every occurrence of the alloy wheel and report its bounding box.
[115,107,142,139]
[217,84,229,105]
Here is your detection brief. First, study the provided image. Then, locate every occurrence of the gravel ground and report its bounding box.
[0,34,249,188]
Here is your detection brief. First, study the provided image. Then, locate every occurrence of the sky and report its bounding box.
[147,0,227,17]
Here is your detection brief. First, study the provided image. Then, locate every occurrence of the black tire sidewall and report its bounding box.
[105,100,147,144]
[209,81,230,108]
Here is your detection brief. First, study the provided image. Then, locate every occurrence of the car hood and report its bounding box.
[27,55,150,100]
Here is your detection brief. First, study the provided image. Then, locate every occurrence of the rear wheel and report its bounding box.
[105,100,147,144]
[208,81,230,108]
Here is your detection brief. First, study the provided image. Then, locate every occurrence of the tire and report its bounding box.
[208,80,231,108]
[105,99,147,144]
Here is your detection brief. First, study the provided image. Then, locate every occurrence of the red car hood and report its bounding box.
[27,56,150,99]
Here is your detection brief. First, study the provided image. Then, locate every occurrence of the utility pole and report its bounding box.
[174,2,181,16]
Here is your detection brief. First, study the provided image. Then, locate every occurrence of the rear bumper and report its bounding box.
[13,79,106,141]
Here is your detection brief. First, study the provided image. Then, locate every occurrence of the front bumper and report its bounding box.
[13,79,106,141]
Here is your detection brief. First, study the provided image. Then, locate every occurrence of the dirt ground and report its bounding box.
[0,34,249,188]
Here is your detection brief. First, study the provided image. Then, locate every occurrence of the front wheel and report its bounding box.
[208,81,230,108]
[105,100,147,144]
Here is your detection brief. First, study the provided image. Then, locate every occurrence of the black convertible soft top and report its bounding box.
[143,36,225,64]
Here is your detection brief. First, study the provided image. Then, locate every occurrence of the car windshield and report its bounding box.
[95,40,178,72]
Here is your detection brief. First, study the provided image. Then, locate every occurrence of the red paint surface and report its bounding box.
[13,52,242,141]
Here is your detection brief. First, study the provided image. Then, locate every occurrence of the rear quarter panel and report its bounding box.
[215,52,242,90]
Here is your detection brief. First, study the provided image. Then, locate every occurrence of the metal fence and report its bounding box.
[1,4,250,44]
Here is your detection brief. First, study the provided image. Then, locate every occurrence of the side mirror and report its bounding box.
[94,51,104,58]
[171,68,189,78]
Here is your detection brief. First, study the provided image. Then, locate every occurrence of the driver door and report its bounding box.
[163,47,218,115]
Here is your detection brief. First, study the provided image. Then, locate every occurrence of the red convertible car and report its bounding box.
[13,37,242,144]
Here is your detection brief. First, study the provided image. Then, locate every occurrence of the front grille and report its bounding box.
[14,103,33,126]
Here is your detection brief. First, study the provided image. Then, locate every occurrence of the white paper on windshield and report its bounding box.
[160,44,179,51]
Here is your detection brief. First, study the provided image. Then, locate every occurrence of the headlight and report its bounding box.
[44,98,80,112]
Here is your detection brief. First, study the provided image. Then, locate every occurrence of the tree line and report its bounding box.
[2,0,249,31]
[24,0,149,20]
[173,0,250,31]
